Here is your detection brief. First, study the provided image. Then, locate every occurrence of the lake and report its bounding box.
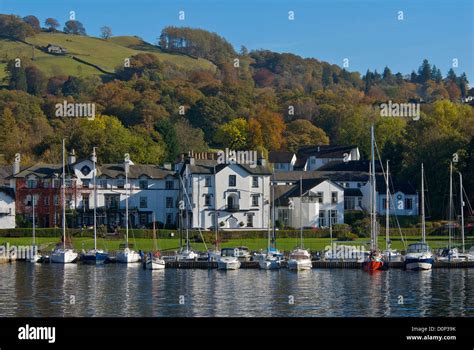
[0,263,472,317]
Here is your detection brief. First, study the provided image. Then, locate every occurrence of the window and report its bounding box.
[43,179,51,188]
[82,179,90,188]
[204,176,211,187]
[139,180,148,189]
[117,178,125,188]
[65,179,72,188]
[318,210,326,227]
[82,194,89,210]
[344,197,355,210]
[140,196,147,208]
[358,197,363,208]
[52,178,60,188]
[405,198,413,210]
[166,197,173,208]
[331,192,338,204]
[105,195,119,209]
[166,214,173,226]
[66,194,73,207]
[100,179,107,188]
[27,179,37,189]
[44,196,49,206]
[139,213,148,226]
[165,180,174,190]
[252,176,259,188]
[204,194,211,207]
[357,182,363,188]
[310,158,316,164]
[53,195,59,206]
[315,192,324,204]
[251,195,259,207]
[329,210,337,225]
[246,214,254,227]
[229,175,236,187]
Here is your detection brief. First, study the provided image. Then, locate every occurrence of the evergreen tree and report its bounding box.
[418,59,432,83]
[6,60,28,91]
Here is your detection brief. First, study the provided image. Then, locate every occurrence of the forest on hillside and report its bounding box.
[0,14,473,219]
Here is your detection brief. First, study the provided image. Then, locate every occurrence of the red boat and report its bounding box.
[362,251,385,271]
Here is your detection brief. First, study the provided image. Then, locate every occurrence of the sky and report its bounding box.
[1,0,473,81]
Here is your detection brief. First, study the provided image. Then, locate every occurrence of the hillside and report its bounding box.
[0,32,215,79]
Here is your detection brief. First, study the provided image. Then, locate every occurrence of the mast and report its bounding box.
[370,124,376,251]
[152,212,157,252]
[32,195,35,246]
[459,172,465,253]
[449,162,453,250]
[272,172,276,249]
[92,147,97,251]
[299,175,303,248]
[62,139,66,250]
[421,163,426,243]
[124,155,129,248]
[385,160,390,251]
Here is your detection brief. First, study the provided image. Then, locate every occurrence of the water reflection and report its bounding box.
[1,264,472,317]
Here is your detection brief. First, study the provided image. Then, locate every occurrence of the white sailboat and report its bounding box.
[51,139,78,264]
[116,154,141,263]
[404,163,434,270]
[81,147,108,264]
[287,176,312,271]
[27,195,41,263]
[145,214,166,270]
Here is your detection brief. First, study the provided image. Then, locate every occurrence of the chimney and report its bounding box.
[13,153,20,175]
[189,157,195,166]
[163,163,172,170]
[257,151,266,167]
[67,149,76,165]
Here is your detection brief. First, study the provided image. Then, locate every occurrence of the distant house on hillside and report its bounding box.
[45,44,68,55]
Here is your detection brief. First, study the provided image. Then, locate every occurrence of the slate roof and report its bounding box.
[184,159,272,175]
[294,145,357,169]
[0,186,14,198]
[268,151,295,163]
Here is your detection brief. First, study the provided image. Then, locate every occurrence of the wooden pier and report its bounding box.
[165,261,260,269]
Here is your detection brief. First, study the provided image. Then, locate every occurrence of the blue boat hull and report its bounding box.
[81,252,109,265]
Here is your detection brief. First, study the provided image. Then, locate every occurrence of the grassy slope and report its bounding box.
[0,32,215,80]
[0,236,470,253]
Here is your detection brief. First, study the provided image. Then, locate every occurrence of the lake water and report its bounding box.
[0,263,472,317]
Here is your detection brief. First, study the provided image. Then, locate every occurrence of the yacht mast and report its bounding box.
[62,139,66,250]
[92,147,97,251]
[32,195,35,246]
[300,175,303,248]
[370,124,376,251]
[421,163,426,243]
[459,172,465,253]
[449,162,453,250]
[385,160,390,251]
[124,155,129,248]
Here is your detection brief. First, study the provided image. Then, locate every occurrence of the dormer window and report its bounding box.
[27,178,37,189]
[117,178,125,188]
[81,165,91,176]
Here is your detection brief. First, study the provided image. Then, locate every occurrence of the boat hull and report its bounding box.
[81,252,108,265]
[405,258,434,271]
[116,250,141,263]
[51,249,78,264]
[217,260,241,270]
[287,259,312,271]
[146,258,166,270]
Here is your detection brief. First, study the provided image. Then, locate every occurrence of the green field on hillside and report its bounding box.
[0,32,215,80]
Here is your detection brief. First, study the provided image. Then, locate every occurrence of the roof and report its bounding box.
[184,159,272,175]
[318,160,383,172]
[272,178,341,206]
[0,165,12,183]
[294,145,357,169]
[14,163,175,179]
[98,164,175,179]
[268,151,295,163]
[0,186,14,198]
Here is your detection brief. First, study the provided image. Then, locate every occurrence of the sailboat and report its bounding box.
[362,125,385,271]
[145,214,166,270]
[258,174,283,269]
[381,161,402,262]
[176,174,199,261]
[404,163,434,270]
[437,163,472,262]
[116,155,141,263]
[456,171,474,261]
[27,195,42,263]
[287,176,312,271]
[81,147,108,264]
[51,139,78,264]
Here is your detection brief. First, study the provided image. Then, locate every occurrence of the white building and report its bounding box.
[0,187,15,229]
[177,154,272,230]
[269,151,297,171]
[294,145,360,171]
[273,176,345,229]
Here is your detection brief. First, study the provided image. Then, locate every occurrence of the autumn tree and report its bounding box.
[23,15,41,32]
[64,20,86,35]
[44,18,60,31]
[284,119,329,152]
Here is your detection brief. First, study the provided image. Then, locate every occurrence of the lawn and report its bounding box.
[0,236,470,254]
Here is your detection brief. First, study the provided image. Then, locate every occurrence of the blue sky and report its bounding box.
[1,0,472,81]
